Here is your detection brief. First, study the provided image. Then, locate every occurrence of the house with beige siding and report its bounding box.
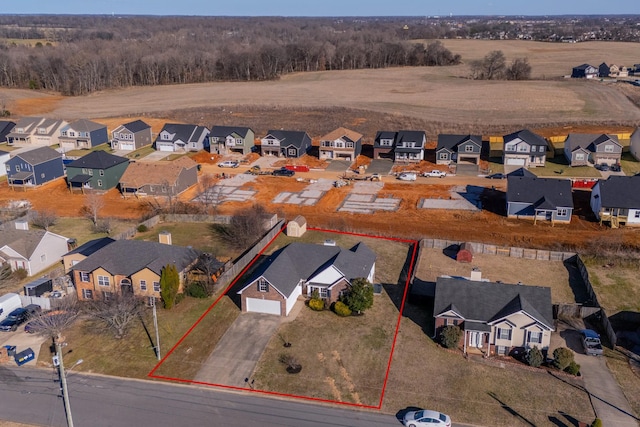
[318,127,363,162]
[119,157,198,198]
[7,117,68,146]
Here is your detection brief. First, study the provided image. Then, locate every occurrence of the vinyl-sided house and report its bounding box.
[237,241,376,316]
[590,175,640,227]
[66,151,129,192]
[154,123,210,153]
[260,130,312,158]
[503,129,548,169]
[571,64,598,79]
[564,133,622,167]
[63,237,115,273]
[6,117,68,146]
[433,277,554,356]
[111,120,152,151]
[6,146,64,187]
[507,176,573,223]
[0,220,69,276]
[373,131,396,159]
[394,130,426,163]
[631,128,640,161]
[0,120,15,143]
[209,126,255,155]
[436,134,482,166]
[71,239,199,302]
[119,156,198,197]
[318,127,363,161]
[0,150,9,177]
[59,119,109,151]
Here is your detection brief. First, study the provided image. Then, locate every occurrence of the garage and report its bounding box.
[120,142,134,150]
[506,158,526,166]
[158,144,175,152]
[245,298,281,315]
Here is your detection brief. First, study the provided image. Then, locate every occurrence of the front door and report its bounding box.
[469,331,485,348]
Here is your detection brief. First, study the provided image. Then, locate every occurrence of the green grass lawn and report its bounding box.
[487,157,504,174]
[64,143,113,157]
[47,217,137,246]
[620,152,640,176]
[582,257,640,314]
[126,146,156,160]
[532,156,602,177]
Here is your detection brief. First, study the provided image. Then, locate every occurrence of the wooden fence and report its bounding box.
[420,238,575,261]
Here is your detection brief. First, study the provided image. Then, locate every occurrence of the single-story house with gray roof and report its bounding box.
[590,175,640,227]
[507,176,574,224]
[238,241,376,316]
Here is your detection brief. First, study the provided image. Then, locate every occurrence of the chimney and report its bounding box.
[15,219,29,231]
[470,267,482,281]
[323,239,336,246]
[158,231,172,245]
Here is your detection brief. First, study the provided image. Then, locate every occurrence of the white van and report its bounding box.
[0,293,22,323]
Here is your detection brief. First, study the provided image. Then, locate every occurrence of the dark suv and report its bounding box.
[0,308,29,332]
[272,168,295,177]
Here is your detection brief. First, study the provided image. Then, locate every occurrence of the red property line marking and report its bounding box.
[148,225,419,411]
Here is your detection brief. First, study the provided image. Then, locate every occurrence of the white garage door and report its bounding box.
[246,298,281,315]
[120,143,134,150]
[506,158,526,166]
[159,144,175,152]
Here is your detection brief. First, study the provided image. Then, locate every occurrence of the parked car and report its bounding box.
[486,173,505,179]
[580,329,603,356]
[403,409,452,427]
[217,160,240,168]
[272,168,295,177]
[424,170,447,178]
[397,172,417,181]
[610,164,621,172]
[595,163,609,172]
[0,308,30,332]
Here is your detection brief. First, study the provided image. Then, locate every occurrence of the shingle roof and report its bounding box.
[64,237,115,257]
[209,126,253,139]
[507,176,573,208]
[597,175,640,208]
[67,150,129,169]
[15,147,61,165]
[437,134,482,151]
[64,119,106,133]
[71,239,199,277]
[156,123,209,144]
[0,120,15,139]
[397,130,426,144]
[0,228,48,258]
[320,127,363,143]
[504,129,548,147]
[119,157,196,187]
[265,130,309,149]
[433,277,554,330]
[373,131,397,148]
[121,120,150,133]
[507,167,537,178]
[8,117,43,136]
[565,134,619,152]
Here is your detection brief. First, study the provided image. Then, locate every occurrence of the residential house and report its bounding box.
[6,146,64,187]
[260,130,312,158]
[66,151,129,192]
[6,117,68,146]
[436,134,482,166]
[59,119,109,151]
[318,127,363,161]
[208,126,255,155]
[373,131,396,159]
[0,220,69,276]
[563,134,622,167]
[62,237,115,273]
[590,175,640,227]
[507,176,574,223]
[394,130,426,163]
[433,277,554,356]
[571,64,598,78]
[609,64,629,78]
[0,120,16,143]
[71,239,199,302]
[503,129,548,170]
[598,62,610,78]
[0,150,9,177]
[154,123,210,153]
[111,120,152,151]
[119,156,198,197]
[506,167,537,178]
[237,241,376,316]
[628,128,640,161]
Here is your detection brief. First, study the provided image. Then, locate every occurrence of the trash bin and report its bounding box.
[5,345,16,357]
[14,348,35,366]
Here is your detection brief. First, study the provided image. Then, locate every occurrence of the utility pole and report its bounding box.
[152,297,161,360]
[53,340,74,427]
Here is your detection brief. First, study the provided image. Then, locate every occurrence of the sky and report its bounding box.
[4,0,639,16]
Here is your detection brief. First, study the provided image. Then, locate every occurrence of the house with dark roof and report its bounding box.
[237,241,376,316]
[66,151,129,192]
[6,146,64,187]
[0,220,69,276]
[373,131,396,159]
[119,157,198,197]
[62,237,115,273]
[506,167,536,178]
[394,130,426,163]
[0,120,16,143]
[208,126,255,155]
[71,238,199,302]
[6,117,68,146]
[111,120,152,151]
[631,128,640,161]
[436,134,482,166]
[571,64,598,79]
[319,127,363,162]
[503,129,549,171]
[433,277,554,356]
[154,123,210,153]
[507,176,574,223]
[598,62,610,78]
[260,130,312,158]
[59,119,109,151]
[563,133,622,167]
[590,175,640,227]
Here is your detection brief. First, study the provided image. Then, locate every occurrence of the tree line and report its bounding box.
[0,16,461,95]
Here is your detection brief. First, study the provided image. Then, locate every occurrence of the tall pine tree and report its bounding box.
[160,264,180,309]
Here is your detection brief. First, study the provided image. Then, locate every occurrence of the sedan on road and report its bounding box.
[403,409,452,427]
[486,173,505,179]
[218,160,240,168]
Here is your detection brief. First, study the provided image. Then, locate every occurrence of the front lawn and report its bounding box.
[532,156,601,177]
[583,257,640,314]
[126,145,155,160]
[620,152,640,176]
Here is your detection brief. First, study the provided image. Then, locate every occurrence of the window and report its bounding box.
[604,145,614,153]
[528,331,542,344]
[153,281,160,292]
[319,288,328,299]
[79,272,90,282]
[444,318,459,326]
[99,170,104,176]
[439,152,448,160]
[496,345,508,355]
[103,291,112,301]
[82,289,93,299]
[517,145,529,152]
[147,296,156,306]
[557,208,568,216]
[161,132,171,140]
[497,328,512,340]
[235,138,243,145]
[140,280,147,291]
[97,180,103,187]
[97,275,110,287]
[464,145,474,152]
[40,173,45,178]
[40,254,46,262]
[635,211,640,219]
[346,141,354,148]
[88,169,93,176]
[575,153,585,161]
[15,165,20,172]
[258,279,268,292]
[505,144,516,151]
[287,148,296,156]
[61,131,67,137]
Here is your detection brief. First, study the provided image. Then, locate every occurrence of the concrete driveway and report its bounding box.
[0,328,48,367]
[138,150,169,162]
[194,312,281,387]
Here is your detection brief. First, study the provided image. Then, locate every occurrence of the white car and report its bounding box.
[403,409,452,427]
[424,170,447,178]
[397,172,417,181]
[218,160,240,168]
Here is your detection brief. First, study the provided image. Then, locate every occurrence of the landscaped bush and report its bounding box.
[591,418,602,427]
[333,301,352,317]
[565,361,581,376]
[553,347,575,371]
[185,282,208,299]
[174,293,185,305]
[525,346,544,367]
[308,298,324,311]
[137,224,148,232]
[440,325,463,349]
[342,278,374,314]
[13,268,28,280]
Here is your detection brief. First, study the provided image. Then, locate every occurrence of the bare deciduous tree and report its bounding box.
[28,297,80,342]
[31,209,58,230]
[506,57,532,80]
[84,293,143,339]
[81,193,104,226]
[212,204,269,250]
[469,50,506,80]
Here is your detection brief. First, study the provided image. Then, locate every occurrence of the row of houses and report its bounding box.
[571,62,640,79]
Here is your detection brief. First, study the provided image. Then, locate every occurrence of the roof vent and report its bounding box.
[159,231,172,245]
[324,239,336,246]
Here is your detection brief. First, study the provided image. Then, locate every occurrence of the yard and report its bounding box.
[48,217,136,246]
[582,257,640,314]
[530,156,602,178]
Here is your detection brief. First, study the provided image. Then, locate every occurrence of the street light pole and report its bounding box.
[54,341,74,427]
[152,297,161,360]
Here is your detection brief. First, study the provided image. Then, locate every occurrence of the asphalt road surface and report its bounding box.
[0,366,469,427]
